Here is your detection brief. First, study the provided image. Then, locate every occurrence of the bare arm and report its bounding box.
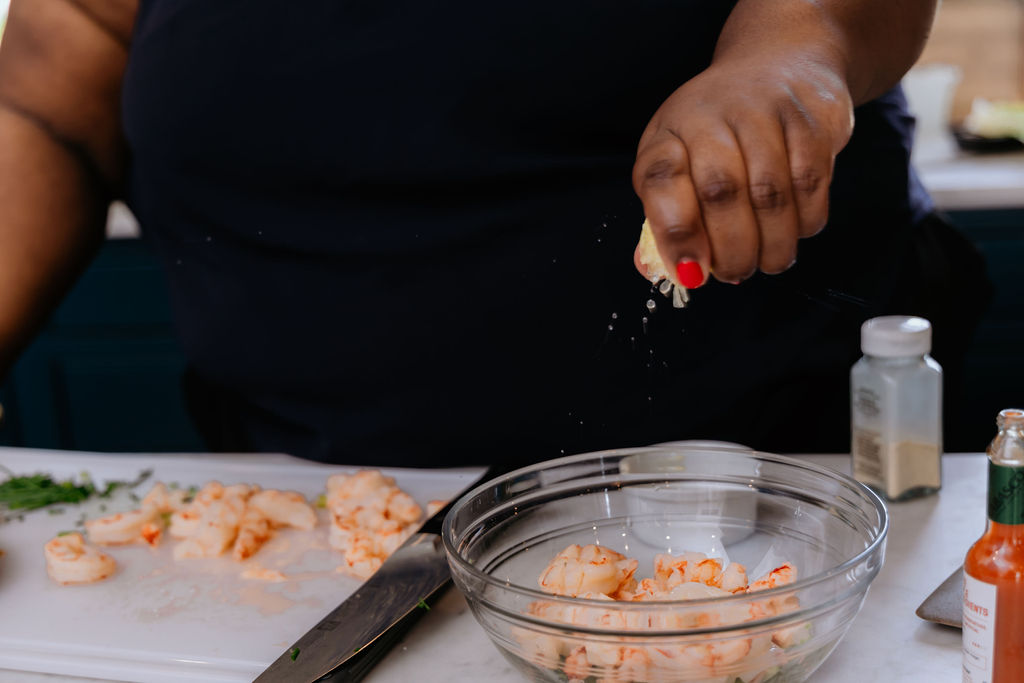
[634,0,937,287]
[0,0,136,378]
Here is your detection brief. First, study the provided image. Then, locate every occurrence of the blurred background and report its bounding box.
[0,0,1021,454]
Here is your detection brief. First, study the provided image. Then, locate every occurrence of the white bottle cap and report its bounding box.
[861,316,932,357]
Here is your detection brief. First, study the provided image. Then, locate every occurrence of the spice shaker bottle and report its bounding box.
[963,408,1024,682]
[850,315,942,501]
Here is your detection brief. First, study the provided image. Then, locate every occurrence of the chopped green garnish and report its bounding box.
[56,530,75,536]
[47,508,65,515]
[0,467,153,523]
[315,494,327,508]
[160,511,173,525]
[290,647,300,661]
[416,599,430,611]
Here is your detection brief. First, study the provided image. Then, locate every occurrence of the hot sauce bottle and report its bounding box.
[963,408,1024,682]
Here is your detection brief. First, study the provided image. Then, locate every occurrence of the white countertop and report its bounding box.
[915,150,1024,211]
[1,452,980,683]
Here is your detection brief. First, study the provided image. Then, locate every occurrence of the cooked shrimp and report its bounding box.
[241,565,288,582]
[715,562,749,593]
[140,522,162,547]
[338,530,384,579]
[168,507,202,539]
[222,483,257,500]
[562,645,591,681]
[510,624,567,668]
[538,544,638,598]
[192,481,226,506]
[44,532,117,585]
[140,482,190,513]
[232,506,273,561]
[173,499,242,560]
[326,470,395,505]
[375,519,414,556]
[85,508,158,545]
[248,490,316,530]
[747,562,797,593]
[654,552,723,589]
[384,490,422,525]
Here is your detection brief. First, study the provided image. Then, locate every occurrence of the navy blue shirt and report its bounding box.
[122,1,934,465]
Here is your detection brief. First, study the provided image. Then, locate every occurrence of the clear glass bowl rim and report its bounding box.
[442,446,889,613]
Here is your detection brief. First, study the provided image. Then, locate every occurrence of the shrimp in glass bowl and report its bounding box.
[442,446,887,683]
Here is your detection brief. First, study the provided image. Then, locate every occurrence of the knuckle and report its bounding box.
[636,158,679,190]
[791,167,824,195]
[696,175,742,206]
[749,180,788,212]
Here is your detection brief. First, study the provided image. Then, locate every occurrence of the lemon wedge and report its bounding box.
[636,218,690,308]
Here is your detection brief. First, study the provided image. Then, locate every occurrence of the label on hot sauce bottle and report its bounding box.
[988,462,1024,525]
[963,570,998,682]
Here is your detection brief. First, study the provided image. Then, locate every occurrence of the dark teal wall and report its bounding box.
[0,239,204,451]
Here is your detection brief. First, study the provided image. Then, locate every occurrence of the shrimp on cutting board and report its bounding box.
[44,532,117,585]
[247,490,316,531]
[84,508,159,545]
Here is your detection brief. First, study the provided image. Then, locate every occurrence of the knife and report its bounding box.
[255,463,505,683]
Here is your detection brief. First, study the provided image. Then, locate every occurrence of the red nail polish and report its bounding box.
[676,260,704,289]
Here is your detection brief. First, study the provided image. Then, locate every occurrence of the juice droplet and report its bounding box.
[658,280,673,296]
[646,299,657,313]
[611,312,618,320]
[642,317,649,335]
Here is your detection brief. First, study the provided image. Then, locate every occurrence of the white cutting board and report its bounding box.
[0,448,483,683]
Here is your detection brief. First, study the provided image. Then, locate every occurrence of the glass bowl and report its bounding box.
[442,445,887,683]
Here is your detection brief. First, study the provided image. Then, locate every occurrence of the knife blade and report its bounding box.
[255,463,502,683]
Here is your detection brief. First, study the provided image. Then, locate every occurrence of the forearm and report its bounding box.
[0,105,108,378]
[715,0,938,105]
[0,0,134,379]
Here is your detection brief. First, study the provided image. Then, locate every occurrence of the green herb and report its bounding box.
[290,647,300,661]
[416,598,430,611]
[160,511,173,525]
[0,466,152,523]
[315,494,327,508]
[47,508,65,515]
[56,530,75,537]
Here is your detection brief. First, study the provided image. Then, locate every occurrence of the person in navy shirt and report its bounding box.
[0,1,986,465]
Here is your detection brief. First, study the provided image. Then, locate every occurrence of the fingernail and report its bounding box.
[676,260,704,289]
